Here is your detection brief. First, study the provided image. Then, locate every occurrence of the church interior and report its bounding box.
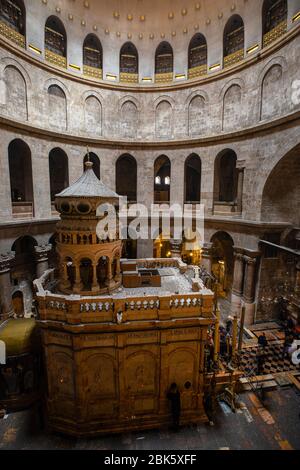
[0,0,300,451]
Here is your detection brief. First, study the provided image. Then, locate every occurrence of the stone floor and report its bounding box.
[1,388,300,450]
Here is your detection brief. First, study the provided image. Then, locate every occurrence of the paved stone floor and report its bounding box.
[1,388,300,450]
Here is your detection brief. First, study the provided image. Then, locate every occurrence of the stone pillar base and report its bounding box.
[231,292,242,317]
[244,302,256,327]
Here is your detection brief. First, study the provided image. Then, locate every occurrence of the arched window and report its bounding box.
[214,149,238,204]
[83,152,100,179]
[49,148,69,202]
[185,154,201,203]
[8,139,34,219]
[188,34,207,79]
[154,155,171,203]
[262,0,287,47]
[155,42,173,83]
[223,15,244,68]
[12,235,38,280]
[116,154,137,202]
[45,16,67,68]
[0,0,25,47]
[120,42,138,83]
[83,34,102,79]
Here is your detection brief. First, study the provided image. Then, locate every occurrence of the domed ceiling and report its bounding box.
[41,0,244,40]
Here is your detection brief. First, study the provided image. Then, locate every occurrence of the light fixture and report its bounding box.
[292,11,300,22]
[28,44,42,54]
[175,73,186,80]
[106,73,117,81]
[142,77,152,82]
[209,63,221,72]
[69,63,81,71]
[165,177,170,185]
[155,176,161,185]
[247,44,259,55]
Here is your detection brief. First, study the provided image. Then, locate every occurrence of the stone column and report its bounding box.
[115,258,121,282]
[59,262,71,291]
[73,264,83,293]
[91,262,99,292]
[295,261,300,298]
[236,167,245,214]
[0,252,15,319]
[231,248,245,317]
[243,255,258,326]
[34,244,52,278]
[107,260,114,289]
[170,239,182,259]
[201,243,213,273]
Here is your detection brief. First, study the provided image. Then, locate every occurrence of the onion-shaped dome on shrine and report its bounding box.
[54,160,123,296]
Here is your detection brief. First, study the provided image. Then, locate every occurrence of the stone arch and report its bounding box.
[222,83,242,131]
[120,100,138,138]
[184,154,202,203]
[8,138,33,216]
[84,95,102,135]
[47,83,67,130]
[260,62,284,120]
[155,98,173,139]
[116,154,137,202]
[49,148,69,201]
[3,65,27,120]
[261,143,300,225]
[11,235,38,281]
[213,149,238,203]
[187,94,206,136]
[154,155,171,203]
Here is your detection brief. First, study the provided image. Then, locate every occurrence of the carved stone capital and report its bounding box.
[244,256,257,266]
[0,252,15,274]
[34,244,52,263]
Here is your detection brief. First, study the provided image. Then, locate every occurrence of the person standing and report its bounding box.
[167,383,181,431]
[258,332,268,349]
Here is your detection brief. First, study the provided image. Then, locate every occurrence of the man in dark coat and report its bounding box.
[258,332,268,349]
[167,383,181,431]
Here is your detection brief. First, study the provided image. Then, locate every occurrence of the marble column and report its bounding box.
[231,248,245,317]
[236,167,245,214]
[243,255,258,326]
[34,244,52,278]
[201,243,213,273]
[0,252,15,319]
[170,239,182,259]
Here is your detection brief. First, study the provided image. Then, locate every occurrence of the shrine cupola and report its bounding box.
[54,160,122,296]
